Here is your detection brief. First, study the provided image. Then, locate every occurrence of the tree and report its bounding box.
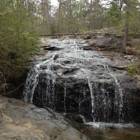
[57,0,62,33]
[39,0,51,34]
[89,0,101,30]
[0,0,37,93]
[123,0,130,50]
[107,1,122,26]
[127,0,140,37]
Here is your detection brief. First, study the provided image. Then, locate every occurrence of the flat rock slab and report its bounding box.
[0,95,89,140]
[86,34,122,51]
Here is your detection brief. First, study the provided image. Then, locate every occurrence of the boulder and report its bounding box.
[0,95,90,140]
[86,34,122,51]
[43,46,62,51]
[84,34,91,39]
[37,43,51,48]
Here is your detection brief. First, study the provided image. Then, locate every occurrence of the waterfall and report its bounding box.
[81,68,95,121]
[23,38,135,124]
[64,82,67,113]
[23,67,40,103]
[110,73,124,122]
[104,64,124,122]
[23,54,57,104]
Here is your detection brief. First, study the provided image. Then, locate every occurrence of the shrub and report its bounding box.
[125,65,138,75]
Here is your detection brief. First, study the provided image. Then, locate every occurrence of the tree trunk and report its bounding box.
[90,0,100,31]
[57,0,62,33]
[123,0,130,51]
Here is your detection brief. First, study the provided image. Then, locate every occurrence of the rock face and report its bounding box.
[23,38,140,124]
[85,34,122,51]
[0,95,89,140]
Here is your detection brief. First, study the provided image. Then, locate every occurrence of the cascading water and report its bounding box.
[104,65,124,122]
[23,54,57,104]
[64,82,67,113]
[81,68,95,121]
[23,38,136,126]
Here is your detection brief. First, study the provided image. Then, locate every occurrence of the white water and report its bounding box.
[64,83,67,113]
[79,115,87,123]
[104,64,124,123]
[81,68,95,121]
[86,122,134,129]
[23,54,57,103]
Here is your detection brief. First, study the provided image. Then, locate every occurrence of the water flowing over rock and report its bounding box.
[23,38,139,124]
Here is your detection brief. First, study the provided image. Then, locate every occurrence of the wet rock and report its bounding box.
[130,38,140,44]
[43,46,62,51]
[86,34,122,51]
[84,34,91,39]
[75,115,86,123]
[37,43,51,48]
[0,95,90,140]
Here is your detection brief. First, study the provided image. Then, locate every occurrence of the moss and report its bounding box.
[125,65,138,75]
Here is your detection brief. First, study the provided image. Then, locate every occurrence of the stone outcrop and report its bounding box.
[0,95,90,140]
[85,34,122,51]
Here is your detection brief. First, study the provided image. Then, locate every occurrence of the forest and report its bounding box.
[0,0,140,93]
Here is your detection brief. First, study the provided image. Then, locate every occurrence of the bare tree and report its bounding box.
[57,0,62,33]
[41,0,51,33]
[123,0,130,51]
[89,0,100,30]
